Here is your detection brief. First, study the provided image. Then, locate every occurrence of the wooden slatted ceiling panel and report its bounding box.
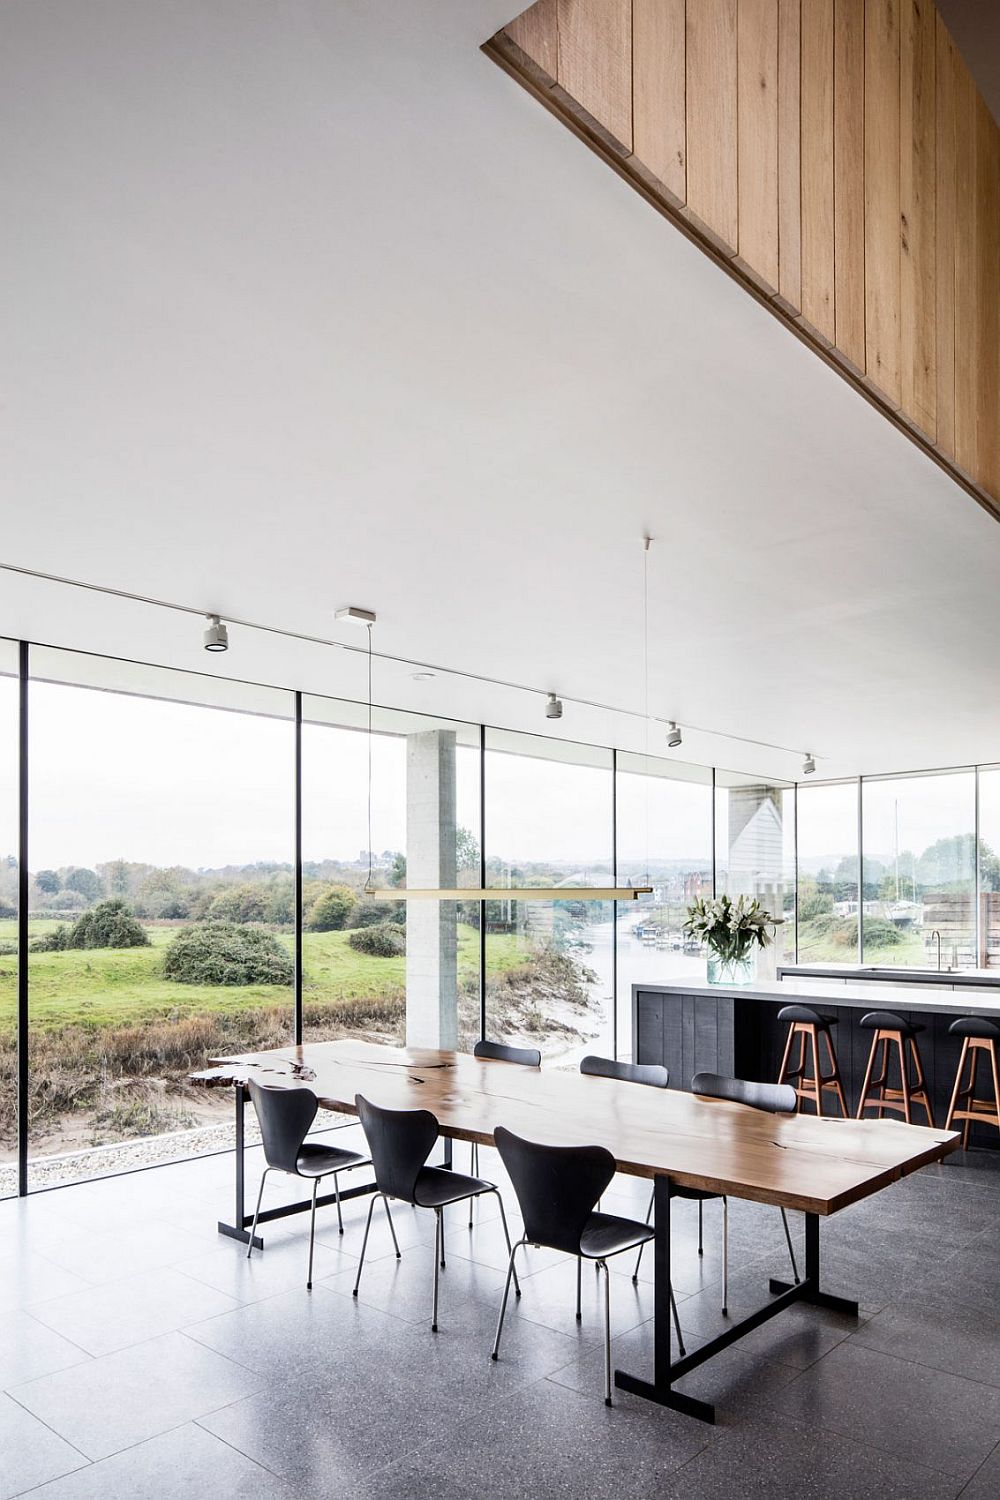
[934,13,957,456]
[632,0,686,206]
[738,0,780,292]
[686,0,739,252]
[900,0,936,440]
[834,0,865,371]
[495,0,999,512]
[865,0,902,407]
[801,0,836,344]
[975,100,1000,501]
[776,0,802,312]
[556,0,632,149]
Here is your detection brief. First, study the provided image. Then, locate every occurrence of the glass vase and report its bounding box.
[706,952,756,986]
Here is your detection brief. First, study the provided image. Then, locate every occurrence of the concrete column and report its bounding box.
[405,729,458,1049]
[725,785,788,977]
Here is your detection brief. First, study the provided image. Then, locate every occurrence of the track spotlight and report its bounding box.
[203,615,229,652]
[667,722,682,748]
[802,753,816,776]
[545,692,563,720]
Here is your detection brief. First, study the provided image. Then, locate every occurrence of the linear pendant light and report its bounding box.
[368,886,653,901]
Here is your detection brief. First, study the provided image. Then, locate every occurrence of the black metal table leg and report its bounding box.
[616,1196,858,1423]
[769,1213,859,1316]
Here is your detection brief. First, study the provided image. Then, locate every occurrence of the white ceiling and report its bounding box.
[1,0,999,784]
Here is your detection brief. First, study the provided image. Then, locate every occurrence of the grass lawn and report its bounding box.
[0,922,531,1032]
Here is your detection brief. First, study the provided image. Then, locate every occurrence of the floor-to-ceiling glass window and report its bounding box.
[484,730,613,1064]
[26,648,295,1189]
[714,772,795,975]
[976,766,1000,966]
[0,641,19,1198]
[302,699,481,1051]
[615,753,713,1059]
[795,779,860,964]
[862,770,976,968]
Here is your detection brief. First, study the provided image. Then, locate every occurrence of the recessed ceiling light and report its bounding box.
[411,671,435,681]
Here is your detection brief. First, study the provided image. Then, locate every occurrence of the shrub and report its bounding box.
[350,898,404,929]
[308,885,356,932]
[29,925,71,953]
[347,922,405,957]
[207,884,269,924]
[66,900,150,950]
[163,922,294,986]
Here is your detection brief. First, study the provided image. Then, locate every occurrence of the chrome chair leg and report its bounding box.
[333,1170,344,1235]
[670,1283,686,1356]
[698,1199,704,1255]
[307,1176,320,1290]
[599,1260,612,1406]
[246,1167,271,1259]
[352,1195,378,1296]
[491,1238,526,1361]
[779,1207,800,1283]
[432,1208,442,1331]
[490,1188,521,1298]
[439,1204,446,1269]
[382,1194,402,1259]
[722,1197,729,1316]
[631,1186,655,1282]
[576,1256,582,1321]
[468,1141,479,1228]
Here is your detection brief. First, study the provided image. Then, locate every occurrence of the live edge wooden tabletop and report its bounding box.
[193,1039,959,1217]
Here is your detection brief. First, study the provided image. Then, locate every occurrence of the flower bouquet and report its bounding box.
[682,893,782,986]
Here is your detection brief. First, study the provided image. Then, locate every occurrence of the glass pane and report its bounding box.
[977,767,1000,967]
[795,780,860,964]
[615,752,713,1060]
[27,647,294,1190]
[714,772,795,975]
[0,641,19,1199]
[484,729,613,1064]
[301,697,481,1052]
[862,770,976,969]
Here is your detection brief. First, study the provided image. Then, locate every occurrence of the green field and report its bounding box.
[0,920,527,1032]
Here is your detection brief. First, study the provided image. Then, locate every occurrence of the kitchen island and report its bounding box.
[633,974,1000,1137]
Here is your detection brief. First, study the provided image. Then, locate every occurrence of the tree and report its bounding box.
[456,827,480,872]
[34,869,61,894]
[63,867,103,903]
[66,899,150,950]
[307,885,356,931]
[387,852,406,888]
[207,884,268,924]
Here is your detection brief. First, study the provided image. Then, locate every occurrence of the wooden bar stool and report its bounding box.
[856,1011,934,1126]
[945,1017,1000,1149]
[776,1005,849,1117]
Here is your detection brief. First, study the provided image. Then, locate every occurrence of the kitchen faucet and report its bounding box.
[929,929,942,971]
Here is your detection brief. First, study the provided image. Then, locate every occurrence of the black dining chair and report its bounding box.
[490,1125,666,1406]
[632,1071,802,1310]
[246,1079,371,1289]
[468,1039,541,1226]
[353,1094,521,1331]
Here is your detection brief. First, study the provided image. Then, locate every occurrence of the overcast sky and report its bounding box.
[0,678,983,872]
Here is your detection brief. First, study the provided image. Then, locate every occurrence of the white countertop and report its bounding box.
[635,974,1000,1017]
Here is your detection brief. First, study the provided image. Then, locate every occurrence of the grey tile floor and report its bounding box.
[1,1128,999,1499]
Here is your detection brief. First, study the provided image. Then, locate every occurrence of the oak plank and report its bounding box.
[737,0,781,291]
[953,49,976,476]
[633,0,686,206]
[900,0,936,439]
[196,1039,957,1216]
[934,13,957,457]
[864,0,901,407]
[975,99,1000,501]
[776,0,802,312]
[801,0,836,343]
[686,0,739,252]
[834,0,866,370]
[505,0,559,77]
[556,0,633,149]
